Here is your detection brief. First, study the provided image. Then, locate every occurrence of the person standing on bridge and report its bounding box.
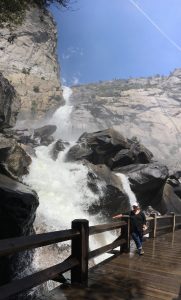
[113,203,147,255]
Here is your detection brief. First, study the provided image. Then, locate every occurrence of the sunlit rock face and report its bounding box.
[0,6,64,121]
[70,69,181,169]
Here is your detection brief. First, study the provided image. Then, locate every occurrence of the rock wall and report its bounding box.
[67,128,181,215]
[0,73,20,129]
[70,69,181,170]
[0,6,64,121]
[0,58,39,290]
[0,174,39,287]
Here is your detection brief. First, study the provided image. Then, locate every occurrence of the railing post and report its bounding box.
[120,217,130,253]
[150,213,157,238]
[171,212,176,232]
[71,219,89,285]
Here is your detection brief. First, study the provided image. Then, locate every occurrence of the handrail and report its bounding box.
[89,221,125,235]
[0,229,79,257]
[0,257,78,300]
[89,238,126,259]
[156,215,173,219]
[0,213,180,299]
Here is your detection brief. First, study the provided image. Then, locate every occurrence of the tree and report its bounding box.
[0,0,70,27]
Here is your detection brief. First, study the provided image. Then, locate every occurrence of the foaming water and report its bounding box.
[24,144,103,231]
[24,142,115,267]
[116,173,137,206]
[23,86,115,267]
[50,86,74,141]
[23,87,137,276]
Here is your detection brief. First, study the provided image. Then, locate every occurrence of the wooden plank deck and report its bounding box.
[40,230,181,300]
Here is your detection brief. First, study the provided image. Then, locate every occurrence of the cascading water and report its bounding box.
[23,87,115,276]
[23,87,138,293]
[116,173,138,207]
[50,87,74,141]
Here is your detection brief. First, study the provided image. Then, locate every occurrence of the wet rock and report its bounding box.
[155,183,181,214]
[0,73,20,129]
[115,162,169,209]
[169,171,181,181]
[129,140,153,164]
[33,124,56,146]
[0,174,39,285]
[50,139,67,160]
[67,128,153,168]
[66,142,92,161]
[20,144,36,158]
[0,134,31,179]
[41,135,54,146]
[34,124,57,138]
[87,163,130,218]
[173,185,181,199]
[78,129,130,166]
[115,162,168,192]
[109,149,134,169]
[166,178,179,187]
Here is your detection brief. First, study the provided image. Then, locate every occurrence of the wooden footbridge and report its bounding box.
[0,214,181,300]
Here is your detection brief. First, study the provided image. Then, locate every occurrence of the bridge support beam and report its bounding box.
[71,219,89,286]
[150,213,157,238]
[171,212,176,232]
[120,218,130,253]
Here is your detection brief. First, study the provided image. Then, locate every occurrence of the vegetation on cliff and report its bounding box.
[0,0,70,26]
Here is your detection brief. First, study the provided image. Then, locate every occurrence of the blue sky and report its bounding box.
[51,0,181,85]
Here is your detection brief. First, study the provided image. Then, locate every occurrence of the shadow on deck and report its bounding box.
[41,230,181,300]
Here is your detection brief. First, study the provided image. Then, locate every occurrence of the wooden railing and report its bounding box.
[0,214,181,299]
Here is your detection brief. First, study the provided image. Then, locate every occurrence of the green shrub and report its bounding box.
[33,86,40,93]
[31,100,38,117]
[22,67,30,75]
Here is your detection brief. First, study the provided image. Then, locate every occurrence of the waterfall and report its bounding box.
[23,87,139,272]
[24,86,106,231]
[50,86,74,141]
[23,87,115,276]
[116,173,138,207]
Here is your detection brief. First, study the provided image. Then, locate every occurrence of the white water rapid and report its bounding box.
[24,87,108,232]
[50,87,74,141]
[23,87,138,291]
[23,87,116,275]
[116,173,138,207]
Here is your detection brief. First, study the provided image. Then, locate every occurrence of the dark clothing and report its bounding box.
[131,230,143,249]
[124,210,146,250]
[129,210,146,234]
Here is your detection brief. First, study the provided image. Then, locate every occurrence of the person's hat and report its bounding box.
[132,202,139,207]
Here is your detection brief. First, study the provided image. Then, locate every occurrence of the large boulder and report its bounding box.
[0,73,20,129]
[87,163,130,218]
[115,162,169,209]
[154,182,181,214]
[33,125,57,146]
[109,149,134,169]
[50,139,69,161]
[0,174,39,285]
[66,142,92,162]
[67,128,153,168]
[0,134,32,179]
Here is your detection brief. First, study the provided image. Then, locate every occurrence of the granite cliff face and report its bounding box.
[0,73,20,129]
[0,6,64,121]
[70,70,181,169]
